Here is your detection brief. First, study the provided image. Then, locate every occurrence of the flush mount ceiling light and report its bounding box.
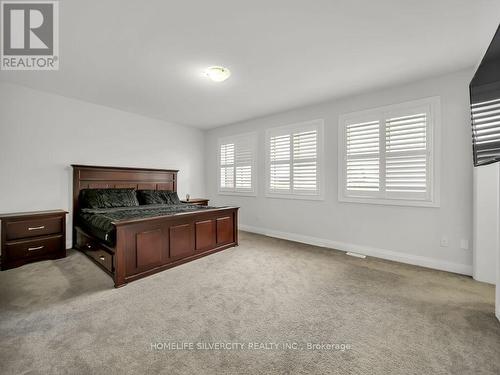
[203,66,231,82]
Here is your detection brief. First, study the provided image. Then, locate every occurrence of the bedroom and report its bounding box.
[0,1,499,374]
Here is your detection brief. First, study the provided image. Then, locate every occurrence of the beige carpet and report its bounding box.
[0,231,499,375]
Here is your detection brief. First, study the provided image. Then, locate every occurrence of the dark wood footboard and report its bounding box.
[113,207,238,287]
[75,207,238,287]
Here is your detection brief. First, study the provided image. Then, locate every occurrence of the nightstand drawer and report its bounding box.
[6,216,63,241]
[5,235,64,260]
[85,248,114,273]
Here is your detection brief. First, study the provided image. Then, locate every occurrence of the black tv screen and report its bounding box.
[470,25,500,167]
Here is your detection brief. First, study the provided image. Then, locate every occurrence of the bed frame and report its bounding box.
[72,165,238,287]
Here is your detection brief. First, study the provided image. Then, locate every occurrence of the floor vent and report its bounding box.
[346,252,367,259]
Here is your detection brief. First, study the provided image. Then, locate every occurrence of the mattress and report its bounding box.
[78,203,214,246]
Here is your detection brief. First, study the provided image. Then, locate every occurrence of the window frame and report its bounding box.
[338,97,441,207]
[218,132,258,197]
[265,119,325,200]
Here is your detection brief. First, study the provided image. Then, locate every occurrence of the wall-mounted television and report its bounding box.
[470,25,500,167]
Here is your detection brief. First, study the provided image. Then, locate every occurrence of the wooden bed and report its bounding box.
[72,165,238,287]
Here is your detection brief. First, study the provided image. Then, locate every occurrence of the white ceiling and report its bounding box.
[1,0,499,129]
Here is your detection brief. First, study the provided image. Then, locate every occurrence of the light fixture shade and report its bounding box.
[204,66,231,82]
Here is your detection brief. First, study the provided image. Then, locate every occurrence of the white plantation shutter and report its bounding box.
[293,130,318,191]
[235,138,254,191]
[346,120,380,193]
[385,113,428,199]
[220,143,234,189]
[471,98,500,166]
[270,134,291,191]
[339,97,439,206]
[219,134,257,194]
[267,120,323,198]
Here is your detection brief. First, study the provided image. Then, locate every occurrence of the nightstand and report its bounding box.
[0,210,67,270]
[181,198,209,206]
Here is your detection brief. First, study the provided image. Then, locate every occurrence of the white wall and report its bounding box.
[205,69,474,275]
[0,83,206,247]
[473,163,499,284]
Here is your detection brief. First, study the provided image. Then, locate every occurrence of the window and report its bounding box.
[338,97,440,207]
[218,133,257,195]
[266,119,324,199]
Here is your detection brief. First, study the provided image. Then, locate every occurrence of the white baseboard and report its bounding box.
[472,273,496,285]
[239,224,473,276]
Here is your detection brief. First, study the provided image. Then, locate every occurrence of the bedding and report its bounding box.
[136,190,181,205]
[78,203,213,246]
[80,188,139,209]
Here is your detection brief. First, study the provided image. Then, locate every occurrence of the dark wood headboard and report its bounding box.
[71,165,178,234]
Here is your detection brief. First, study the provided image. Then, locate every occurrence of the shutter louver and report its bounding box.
[346,120,380,191]
[385,113,427,194]
[472,98,500,166]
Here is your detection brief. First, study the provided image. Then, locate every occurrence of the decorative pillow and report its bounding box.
[136,190,166,205]
[167,191,181,205]
[136,190,181,205]
[80,188,139,209]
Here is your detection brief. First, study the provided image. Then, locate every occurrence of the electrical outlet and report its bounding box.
[440,236,449,247]
[460,239,469,250]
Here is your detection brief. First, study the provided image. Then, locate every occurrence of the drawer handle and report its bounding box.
[28,226,45,231]
[28,246,44,251]
[99,256,106,261]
